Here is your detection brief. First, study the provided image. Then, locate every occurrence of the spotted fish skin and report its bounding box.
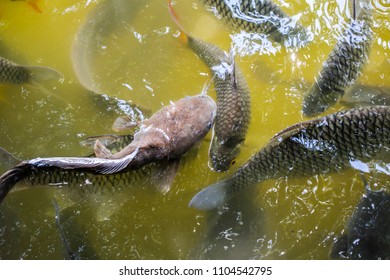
[0,57,30,84]
[201,0,310,46]
[189,106,390,210]
[302,0,373,116]
[188,38,251,171]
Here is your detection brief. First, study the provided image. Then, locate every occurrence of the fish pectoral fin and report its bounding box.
[80,134,122,149]
[111,115,139,132]
[94,140,113,158]
[150,159,181,194]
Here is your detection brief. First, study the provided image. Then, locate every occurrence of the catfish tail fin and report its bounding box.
[0,162,31,203]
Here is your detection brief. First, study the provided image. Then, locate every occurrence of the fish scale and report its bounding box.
[302,0,373,116]
[187,36,251,171]
[201,0,309,45]
[189,106,390,210]
[0,57,30,84]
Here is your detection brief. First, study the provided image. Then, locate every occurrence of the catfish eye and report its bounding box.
[230,158,236,166]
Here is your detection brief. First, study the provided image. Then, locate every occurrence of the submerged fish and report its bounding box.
[190,106,390,210]
[302,0,373,116]
[330,187,390,260]
[169,1,251,172]
[341,84,390,107]
[0,56,61,84]
[200,0,311,47]
[0,94,216,202]
[11,0,42,13]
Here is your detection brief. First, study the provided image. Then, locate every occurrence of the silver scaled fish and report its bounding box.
[0,94,216,203]
[0,56,61,84]
[189,106,390,210]
[200,0,311,47]
[302,0,373,116]
[169,1,251,172]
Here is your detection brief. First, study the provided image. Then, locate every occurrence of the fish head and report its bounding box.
[302,84,341,117]
[209,135,243,172]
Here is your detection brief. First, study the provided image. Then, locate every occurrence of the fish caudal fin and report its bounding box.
[167,0,189,44]
[27,0,42,13]
[189,179,230,210]
[26,65,63,83]
[0,163,31,203]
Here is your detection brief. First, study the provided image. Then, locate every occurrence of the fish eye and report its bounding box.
[230,158,236,166]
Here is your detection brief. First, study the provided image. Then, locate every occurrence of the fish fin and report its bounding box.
[341,84,390,106]
[94,140,113,158]
[0,147,22,172]
[267,120,313,149]
[28,80,72,109]
[25,65,63,83]
[189,179,231,210]
[26,0,42,13]
[228,50,238,89]
[200,74,216,96]
[167,0,189,44]
[150,159,181,194]
[79,134,123,149]
[0,162,31,203]
[111,115,138,132]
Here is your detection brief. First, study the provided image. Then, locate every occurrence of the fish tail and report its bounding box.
[26,65,63,83]
[167,0,189,44]
[0,163,31,203]
[189,179,231,210]
[27,0,42,13]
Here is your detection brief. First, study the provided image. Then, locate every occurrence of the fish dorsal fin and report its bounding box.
[266,120,315,150]
[228,49,238,89]
[94,140,113,158]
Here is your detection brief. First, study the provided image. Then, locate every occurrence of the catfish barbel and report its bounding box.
[169,1,251,172]
[189,106,390,210]
[302,0,373,116]
[200,0,311,47]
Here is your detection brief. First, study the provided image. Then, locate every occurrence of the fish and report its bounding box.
[52,199,80,260]
[302,0,373,117]
[11,0,42,13]
[80,134,134,156]
[189,106,390,210]
[169,0,251,172]
[0,56,61,85]
[341,84,390,107]
[330,179,390,259]
[71,0,146,94]
[0,94,216,203]
[199,0,311,47]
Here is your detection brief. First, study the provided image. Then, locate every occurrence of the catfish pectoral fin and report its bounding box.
[94,139,113,158]
[150,159,181,194]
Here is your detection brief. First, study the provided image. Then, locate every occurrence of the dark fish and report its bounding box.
[0,94,216,202]
[200,0,311,47]
[0,56,61,84]
[52,199,80,260]
[169,1,251,172]
[302,0,373,116]
[330,187,390,260]
[190,106,390,210]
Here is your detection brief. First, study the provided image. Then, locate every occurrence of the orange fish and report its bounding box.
[11,0,42,13]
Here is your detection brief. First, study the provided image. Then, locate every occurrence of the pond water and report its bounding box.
[0,0,389,259]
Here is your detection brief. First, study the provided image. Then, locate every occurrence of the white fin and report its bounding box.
[189,179,230,210]
[26,65,63,83]
[112,115,139,132]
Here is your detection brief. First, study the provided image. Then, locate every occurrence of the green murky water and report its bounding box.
[0,0,389,259]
